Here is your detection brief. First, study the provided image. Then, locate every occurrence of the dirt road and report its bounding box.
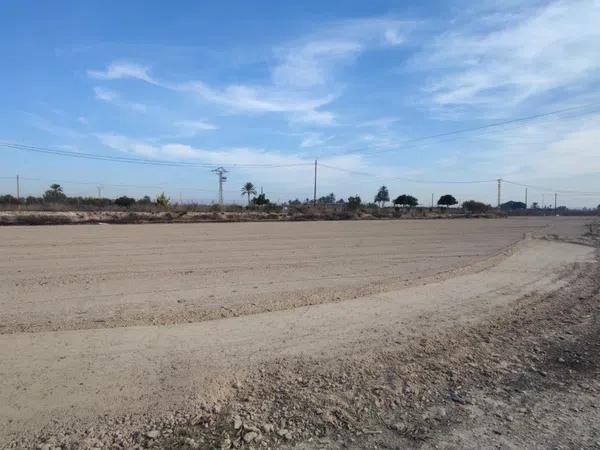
[0,217,597,448]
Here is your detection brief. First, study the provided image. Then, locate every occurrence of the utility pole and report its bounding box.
[554,192,557,213]
[525,188,528,209]
[211,167,228,206]
[431,193,434,208]
[497,178,502,208]
[16,175,20,202]
[97,185,103,198]
[313,159,317,206]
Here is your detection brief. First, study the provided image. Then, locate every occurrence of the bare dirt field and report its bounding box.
[0,217,598,449]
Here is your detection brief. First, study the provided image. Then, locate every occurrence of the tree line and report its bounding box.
[0,184,168,208]
[1,182,592,212]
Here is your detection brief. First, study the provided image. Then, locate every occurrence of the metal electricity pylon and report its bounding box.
[211,167,228,206]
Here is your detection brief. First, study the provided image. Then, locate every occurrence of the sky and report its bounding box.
[1,0,600,207]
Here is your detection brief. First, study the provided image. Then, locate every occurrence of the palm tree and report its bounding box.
[241,182,257,205]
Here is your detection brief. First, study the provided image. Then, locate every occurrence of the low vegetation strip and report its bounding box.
[0,208,498,226]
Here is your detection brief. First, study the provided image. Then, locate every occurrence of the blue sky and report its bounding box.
[1,0,600,206]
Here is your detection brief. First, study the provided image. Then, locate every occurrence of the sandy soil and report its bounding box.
[0,217,597,449]
[1,217,564,334]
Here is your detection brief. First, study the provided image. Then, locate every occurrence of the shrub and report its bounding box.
[115,196,136,208]
[0,194,19,204]
[462,200,489,214]
[156,192,170,208]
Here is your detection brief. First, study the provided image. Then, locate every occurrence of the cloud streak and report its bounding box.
[418,0,600,109]
[88,62,154,83]
[93,86,148,112]
[87,17,414,126]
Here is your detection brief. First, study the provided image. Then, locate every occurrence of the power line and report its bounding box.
[0,174,317,198]
[319,163,496,185]
[335,102,600,157]
[502,179,600,196]
[1,142,313,169]
[7,175,216,192]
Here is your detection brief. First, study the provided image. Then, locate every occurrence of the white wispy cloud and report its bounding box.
[88,61,154,83]
[469,113,600,180]
[93,86,148,112]
[418,0,600,109]
[273,17,414,88]
[175,120,218,133]
[93,86,118,102]
[179,81,335,115]
[87,17,414,126]
[94,132,405,193]
[299,132,335,148]
[89,62,336,124]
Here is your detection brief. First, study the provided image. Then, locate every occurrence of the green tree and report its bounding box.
[0,194,19,204]
[43,184,67,202]
[252,193,270,206]
[393,194,418,208]
[156,192,170,208]
[347,195,362,209]
[374,186,390,207]
[318,193,336,204]
[240,182,257,205]
[437,194,458,208]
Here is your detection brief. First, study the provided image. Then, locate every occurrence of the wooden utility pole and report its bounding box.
[16,175,20,202]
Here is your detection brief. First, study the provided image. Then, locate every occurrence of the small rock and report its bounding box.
[558,357,565,363]
[450,392,467,405]
[185,437,199,449]
[243,431,258,443]
[220,437,231,449]
[233,416,242,430]
[262,423,274,433]
[391,423,405,432]
[146,430,160,439]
